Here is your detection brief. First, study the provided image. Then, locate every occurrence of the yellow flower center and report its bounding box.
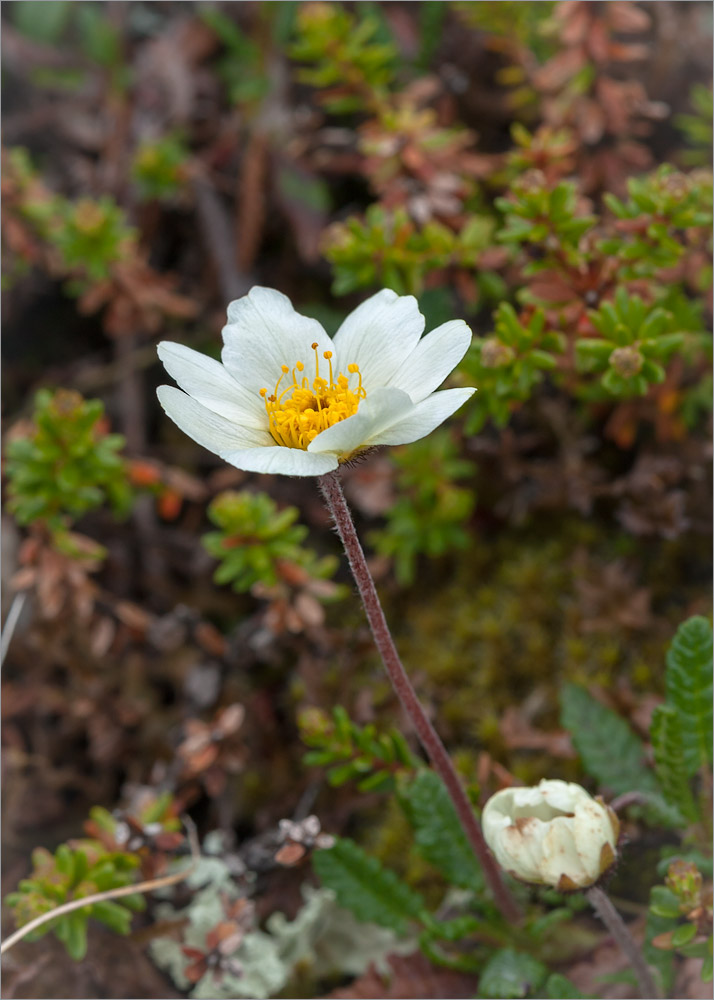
[260,344,366,450]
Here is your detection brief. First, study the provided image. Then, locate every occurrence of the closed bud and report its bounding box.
[481,779,619,891]
[480,337,515,369]
[609,346,643,378]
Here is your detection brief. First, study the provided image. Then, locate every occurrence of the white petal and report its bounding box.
[221,287,333,397]
[157,386,273,456]
[332,290,424,390]
[221,446,338,477]
[157,341,264,427]
[308,387,415,457]
[368,388,475,447]
[542,819,588,887]
[502,820,548,883]
[389,320,473,403]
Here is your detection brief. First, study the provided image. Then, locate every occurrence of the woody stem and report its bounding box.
[318,470,521,923]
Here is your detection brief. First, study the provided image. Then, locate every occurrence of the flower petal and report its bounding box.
[221,287,333,397]
[331,290,425,391]
[542,819,588,887]
[389,320,473,403]
[157,342,265,427]
[368,387,475,447]
[221,446,338,477]
[157,386,272,455]
[308,386,415,457]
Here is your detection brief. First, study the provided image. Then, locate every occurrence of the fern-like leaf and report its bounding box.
[313,837,425,935]
[560,684,679,825]
[665,616,713,774]
[650,705,698,824]
[400,771,484,893]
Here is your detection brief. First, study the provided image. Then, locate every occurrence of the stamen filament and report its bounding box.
[260,348,368,451]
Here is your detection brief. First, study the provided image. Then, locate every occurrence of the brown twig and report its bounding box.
[317,470,521,923]
[192,176,253,303]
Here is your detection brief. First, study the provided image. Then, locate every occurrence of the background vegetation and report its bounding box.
[2,2,711,998]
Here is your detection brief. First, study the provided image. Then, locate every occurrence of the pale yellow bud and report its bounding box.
[481,779,619,891]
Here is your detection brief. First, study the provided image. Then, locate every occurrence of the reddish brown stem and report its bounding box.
[587,886,661,1000]
[318,470,520,923]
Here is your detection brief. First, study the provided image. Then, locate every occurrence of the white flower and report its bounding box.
[481,779,619,891]
[156,287,475,477]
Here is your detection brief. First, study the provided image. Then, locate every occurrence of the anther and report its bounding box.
[323,351,332,359]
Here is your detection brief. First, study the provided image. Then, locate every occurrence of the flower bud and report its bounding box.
[480,337,515,369]
[481,779,619,891]
[609,345,643,378]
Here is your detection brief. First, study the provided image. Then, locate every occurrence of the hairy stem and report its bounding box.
[587,886,661,1000]
[318,470,520,922]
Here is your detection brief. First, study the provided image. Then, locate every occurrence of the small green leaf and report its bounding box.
[65,911,89,961]
[649,886,682,919]
[92,899,133,935]
[678,939,711,958]
[671,922,697,947]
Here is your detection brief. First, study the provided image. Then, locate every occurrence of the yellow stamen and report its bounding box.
[260,347,367,450]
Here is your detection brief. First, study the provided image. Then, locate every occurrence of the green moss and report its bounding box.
[389,517,707,773]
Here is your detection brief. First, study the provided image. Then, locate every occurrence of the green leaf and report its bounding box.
[650,705,698,824]
[664,616,713,772]
[313,837,425,935]
[11,0,72,43]
[649,886,682,919]
[560,685,650,795]
[561,685,682,825]
[478,948,548,998]
[92,899,133,935]
[678,939,711,959]
[400,771,484,892]
[65,911,89,961]
[671,922,697,947]
[545,973,585,998]
[644,901,676,994]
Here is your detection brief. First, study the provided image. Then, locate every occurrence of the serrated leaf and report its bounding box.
[313,837,424,935]
[559,684,650,794]
[664,616,713,772]
[399,771,483,892]
[650,705,698,824]
[478,948,548,999]
[560,685,681,826]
